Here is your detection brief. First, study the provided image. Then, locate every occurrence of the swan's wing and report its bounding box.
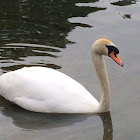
[0,67,99,113]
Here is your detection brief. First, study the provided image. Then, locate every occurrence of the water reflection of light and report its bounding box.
[0,43,62,72]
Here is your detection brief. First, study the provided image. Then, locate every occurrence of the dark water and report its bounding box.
[0,0,140,140]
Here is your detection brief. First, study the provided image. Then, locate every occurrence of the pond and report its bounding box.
[0,0,140,139]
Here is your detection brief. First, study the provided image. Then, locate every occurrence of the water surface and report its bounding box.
[0,0,140,140]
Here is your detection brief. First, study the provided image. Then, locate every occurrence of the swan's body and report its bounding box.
[0,67,99,113]
[0,38,123,113]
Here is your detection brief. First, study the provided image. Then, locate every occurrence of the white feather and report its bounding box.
[0,67,99,113]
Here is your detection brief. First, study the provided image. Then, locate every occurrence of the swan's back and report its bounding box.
[0,67,99,113]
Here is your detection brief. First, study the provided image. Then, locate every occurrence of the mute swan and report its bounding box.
[0,38,123,113]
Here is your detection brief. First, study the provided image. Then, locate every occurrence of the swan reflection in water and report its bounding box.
[1,101,113,140]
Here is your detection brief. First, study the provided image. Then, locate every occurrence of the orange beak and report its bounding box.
[109,51,123,67]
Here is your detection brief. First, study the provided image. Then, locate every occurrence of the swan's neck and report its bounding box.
[92,53,110,112]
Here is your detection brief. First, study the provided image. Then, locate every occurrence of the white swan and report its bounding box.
[0,38,123,113]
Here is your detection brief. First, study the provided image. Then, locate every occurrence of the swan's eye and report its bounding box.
[105,45,119,55]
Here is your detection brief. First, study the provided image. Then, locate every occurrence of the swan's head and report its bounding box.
[92,38,123,67]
